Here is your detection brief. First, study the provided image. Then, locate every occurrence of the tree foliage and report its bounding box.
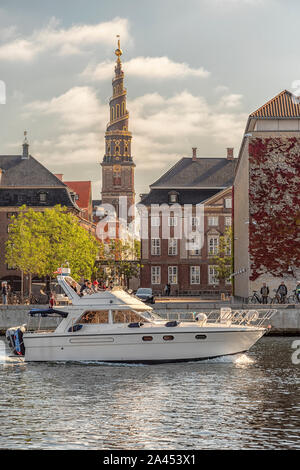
[6,205,99,281]
[212,227,233,283]
[97,238,141,286]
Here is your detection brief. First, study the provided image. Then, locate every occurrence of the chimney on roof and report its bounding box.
[226,147,234,160]
[192,147,197,161]
[22,131,29,159]
[55,174,64,181]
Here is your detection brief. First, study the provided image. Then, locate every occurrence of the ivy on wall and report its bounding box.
[248,137,300,280]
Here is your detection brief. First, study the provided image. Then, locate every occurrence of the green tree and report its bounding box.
[212,227,233,285]
[97,238,141,287]
[6,205,99,290]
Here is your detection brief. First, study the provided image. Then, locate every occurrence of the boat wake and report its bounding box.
[200,353,255,365]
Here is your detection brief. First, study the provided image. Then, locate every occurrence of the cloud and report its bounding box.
[218,93,243,108]
[24,86,106,131]
[23,86,246,185]
[82,56,210,81]
[0,17,131,61]
[128,91,246,169]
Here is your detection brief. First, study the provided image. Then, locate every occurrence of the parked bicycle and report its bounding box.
[270,289,287,304]
[248,291,264,304]
[287,289,300,304]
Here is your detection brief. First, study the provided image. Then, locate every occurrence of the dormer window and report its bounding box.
[39,192,47,203]
[168,191,178,204]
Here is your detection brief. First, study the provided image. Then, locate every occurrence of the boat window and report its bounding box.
[195,334,207,340]
[142,336,153,341]
[78,310,109,324]
[163,335,174,341]
[112,310,150,324]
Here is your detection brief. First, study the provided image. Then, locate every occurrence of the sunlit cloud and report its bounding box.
[0,17,131,61]
[82,56,210,81]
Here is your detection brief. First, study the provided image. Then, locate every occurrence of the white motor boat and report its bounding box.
[6,272,275,363]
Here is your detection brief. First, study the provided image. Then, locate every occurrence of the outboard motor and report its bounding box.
[6,325,26,356]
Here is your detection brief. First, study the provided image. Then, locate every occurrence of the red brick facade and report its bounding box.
[140,187,233,295]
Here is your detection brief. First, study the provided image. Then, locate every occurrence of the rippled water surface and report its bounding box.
[0,336,299,450]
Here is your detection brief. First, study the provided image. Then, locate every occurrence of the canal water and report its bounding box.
[0,336,299,450]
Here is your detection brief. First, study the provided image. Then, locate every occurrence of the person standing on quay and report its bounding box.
[1,282,8,305]
[276,281,288,304]
[260,283,269,304]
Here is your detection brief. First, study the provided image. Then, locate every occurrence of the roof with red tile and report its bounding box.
[64,181,92,211]
[250,90,300,118]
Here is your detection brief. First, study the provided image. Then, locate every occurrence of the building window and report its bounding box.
[116,104,120,118]
[151,266,161,284]
[225,216,232,226]
[169,193,178,204]
[208,216,218,226]
[113,165,121,186]
[191,216,199,227]
[190,266,200,284]
[168,216,177,227]
[122,102,126,115]
[168,266,178,284]
[189,235,201,255]
[168,238,178,256]
[151,238,161,256]
[151,216,160,227]
[224,198,232,209]
[39,192,47,203]
[7,262,16,270]
[208,266,219,285]
[208,236,219,256]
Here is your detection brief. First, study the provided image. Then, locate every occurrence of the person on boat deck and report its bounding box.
[49,291,56,308]
[81,281,95,296]
[80,280,89,295]
[71,281,78,293]
[260,283,269,304]
[93,280,99,291]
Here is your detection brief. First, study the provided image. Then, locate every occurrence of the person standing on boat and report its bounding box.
[93,280,99,292]
[49,291,56,308]
[80,280,89,296]
[260,283,269,304]
[1,282,8,305]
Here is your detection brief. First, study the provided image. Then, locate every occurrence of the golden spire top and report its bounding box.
[115,35,122,60]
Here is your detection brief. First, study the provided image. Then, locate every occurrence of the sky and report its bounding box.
[0,0,300,200]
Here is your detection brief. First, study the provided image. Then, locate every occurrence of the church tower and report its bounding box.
[101,36,135,225]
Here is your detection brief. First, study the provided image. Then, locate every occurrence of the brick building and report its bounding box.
[234,89,300,299]
[139,148,236,295]
[55,175,93,223]
[0,135,94,291]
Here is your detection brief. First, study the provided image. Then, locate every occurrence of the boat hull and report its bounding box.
[22,327,266,363]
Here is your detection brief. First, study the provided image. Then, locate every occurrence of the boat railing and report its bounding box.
[163,309,276,327]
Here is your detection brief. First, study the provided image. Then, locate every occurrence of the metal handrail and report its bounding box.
[164,309,276,327]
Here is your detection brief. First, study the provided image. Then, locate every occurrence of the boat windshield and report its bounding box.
[134,309,164,322]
